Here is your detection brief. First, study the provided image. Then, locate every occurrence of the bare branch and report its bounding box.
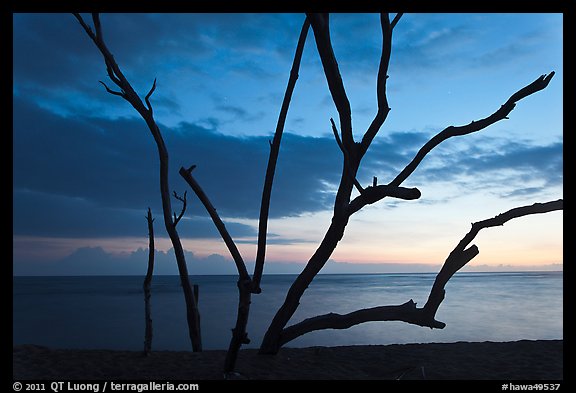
[172,190,187,227]
[179,166,251,281]
[145,78,157,114]
[92,13,103,42]
[252,17,310,293]
[359,13,394,158]
[91,14,123,88]
[391,13,403,29]
[422,199,563,321]
[354,13,405,162]
[74,13,145,114]
[330,117,344,150]
[308,13,354,154]
[390,72,555,188]
[348,184,421,215]
[279,300,444,347]
[330,118,364,194]
[507,72,555,104]
[72,13,97,41]
[99,81,125,97]
[453,199,563,258]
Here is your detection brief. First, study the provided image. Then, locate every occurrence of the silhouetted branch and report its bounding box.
[391,13,403,29]
[359,13,395,158]
[348,185,421,215]
[330,118,364,194]
[280,199,563,346]
[279,300,443,347]
[73,14,146,115]
[308,13,354,156]
[390,72,555,188]
[179,166,250,281]
[330,117,344,150]
[507,72,555,103]
[92,13,103,43]
[252,17,310,293]
[143,207,155,356]
[172,190,187,227]
[422,199,563,319]
[145,78,157,114]
[99,80,125,97]
[73,13,97,42]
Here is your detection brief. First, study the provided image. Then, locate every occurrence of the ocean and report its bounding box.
[13,272,563,351]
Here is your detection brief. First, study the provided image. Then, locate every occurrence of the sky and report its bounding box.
[12,13,563,275]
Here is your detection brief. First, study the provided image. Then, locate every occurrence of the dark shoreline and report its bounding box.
[13,339,562,380]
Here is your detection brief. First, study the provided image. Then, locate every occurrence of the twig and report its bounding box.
[172,190,187,227]
[330,118,364,194]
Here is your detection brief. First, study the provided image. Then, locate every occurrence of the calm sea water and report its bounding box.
[13,272,563,351]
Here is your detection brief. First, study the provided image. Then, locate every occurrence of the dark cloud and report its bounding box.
[13,13,306,130]
[13,14,102,86]
[13,13,301,91]
[13,96,561,240]
[12,189,257,239]
[13,97,343,238]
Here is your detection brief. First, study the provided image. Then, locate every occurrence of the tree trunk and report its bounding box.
[146,120,202,353]
[143,208,154,356]
[260,167,354,354]
[224,279,252,375]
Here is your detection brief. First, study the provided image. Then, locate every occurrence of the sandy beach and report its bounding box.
[13,339,562,380]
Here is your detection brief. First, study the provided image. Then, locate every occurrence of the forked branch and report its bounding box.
[307,13,354,156]
[278,199,563,345]
[422,199,563,318]
[73,13,145,115]
[172,190,187,227]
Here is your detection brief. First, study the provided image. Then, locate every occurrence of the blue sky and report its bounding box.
[12,13,563,275]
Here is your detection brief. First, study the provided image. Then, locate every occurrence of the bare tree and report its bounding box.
[258,13,559,354]
[143,208,154,356]
[72,12,561,374]
[73,14,202,352]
